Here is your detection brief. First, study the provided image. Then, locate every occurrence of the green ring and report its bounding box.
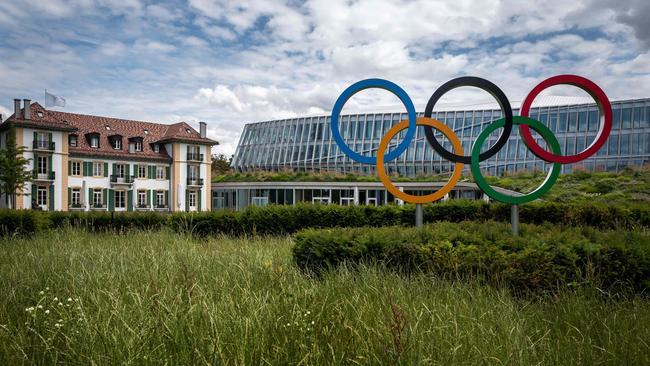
[471,116,562,204]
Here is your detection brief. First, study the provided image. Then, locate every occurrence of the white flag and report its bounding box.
[45,90,66,107]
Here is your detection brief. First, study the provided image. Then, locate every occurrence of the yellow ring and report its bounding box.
[377,117,464,204]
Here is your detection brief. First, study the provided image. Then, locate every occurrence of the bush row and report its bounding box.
[1,200,649,236]
[292,222,650,295]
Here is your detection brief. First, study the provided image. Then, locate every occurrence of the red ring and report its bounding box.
[519,75,612,164]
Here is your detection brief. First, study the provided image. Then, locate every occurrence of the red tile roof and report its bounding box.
[0,103,77,132]
[1,102,218,161]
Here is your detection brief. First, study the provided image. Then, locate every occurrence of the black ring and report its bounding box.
[423,76,513,164]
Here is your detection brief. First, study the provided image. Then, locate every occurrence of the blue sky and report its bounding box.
[0,0,649,155]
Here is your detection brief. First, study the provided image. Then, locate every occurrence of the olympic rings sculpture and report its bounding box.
[330,75,612,205]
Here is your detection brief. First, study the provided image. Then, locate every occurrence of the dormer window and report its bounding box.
[129,137,144,153]
[105,125,111,131]
[144,129,149,135]
[37,111,43,118]
[186,128,191,133]
[69,134,78,147]
[108,135,123,150]
[90,136,99,148]
[153,144,160,153]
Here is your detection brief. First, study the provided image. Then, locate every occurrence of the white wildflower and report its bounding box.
[37,305,43,309]
[44,310,50,315]
[39,291,44,295]
[55,323,62,328]
[58,302,63,306]
[67,298,72,302]
[53,297,58,302]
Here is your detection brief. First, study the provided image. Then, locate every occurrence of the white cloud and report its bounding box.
[1,0,650,157]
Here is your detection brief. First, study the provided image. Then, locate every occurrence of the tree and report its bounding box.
[211,153,232,175]
[0,127,32,209]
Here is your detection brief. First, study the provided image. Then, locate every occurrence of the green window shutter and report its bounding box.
[148,165,153,179]
[185,190,189,212]
[186,165,190,179]
[68,160,72,175]
[49,185,54,211]
[107,189,113,211]
[67,188,71,205]
[127,190,133,212]
[33,155,38,174]
[33,131,37,145]
[48,133,52,143]
[112,163,117,176]
[198,190,202,211]
[166,191,170,208]
[83,162,88,176]
[147,190,151,206]
[48,155,53,174]
[133,164,138,178]
[125,164,130,178]
[103,188,108,208]
[166,167,170,180]
[104,162,108,177]
[32,184,37,204]
[88,188,93,206]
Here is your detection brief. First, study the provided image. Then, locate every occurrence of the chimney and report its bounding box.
[199,121,207,138]
[14,99,21,119]
[23,99,31,120]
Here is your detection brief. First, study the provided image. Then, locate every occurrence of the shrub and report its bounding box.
[292,222,650,295]
[1,200,649,237]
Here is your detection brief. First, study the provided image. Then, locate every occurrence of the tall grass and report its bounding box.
[1,230,649,364]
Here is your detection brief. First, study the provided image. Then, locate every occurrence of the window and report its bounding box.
[156,191,166,207]
[138,165,147,178]
[189,165,198,179]
[37,186,47,206]
[115,164,125,178]
[189,191,197,209]
[71,161,81,176]
[69,135,77,147]
[134,140,143,152]
[71,188,81,206]
[137,190,147,207]
[153,144,160,153]
[93,189,103,207]
[93,162,103,177]
[90,136,99,148]
[115,191,126,209]
[112,138,122,150]
[156,166,166,179]
[37,156,48,174]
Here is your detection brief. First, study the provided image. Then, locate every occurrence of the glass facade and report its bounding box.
[231,99,650,176]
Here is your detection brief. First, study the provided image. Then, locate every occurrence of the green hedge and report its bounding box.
[292,222,650,295]
[1,200,649,236]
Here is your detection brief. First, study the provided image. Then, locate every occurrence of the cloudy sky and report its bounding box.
[0,0,649,155]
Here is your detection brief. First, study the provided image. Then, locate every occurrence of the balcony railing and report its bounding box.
[187,178,204,186]
[187,153,204,161]
[33,140,55,151]
[68,203,84,209]
[90,203,107,209]
[110,175,135,184]
[32,171,55,180]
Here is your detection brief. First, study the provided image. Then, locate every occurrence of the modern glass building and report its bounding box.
[231,97,650,177]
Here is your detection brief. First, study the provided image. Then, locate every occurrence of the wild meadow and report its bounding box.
[1,228,649,365]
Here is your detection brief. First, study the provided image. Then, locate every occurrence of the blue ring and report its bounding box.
[330,78,417,165]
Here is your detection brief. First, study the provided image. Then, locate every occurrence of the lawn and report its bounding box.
[1,229,649,365]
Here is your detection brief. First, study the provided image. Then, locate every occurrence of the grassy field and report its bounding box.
[1,229,649,365]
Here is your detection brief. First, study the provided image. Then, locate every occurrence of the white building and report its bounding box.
[0,99,217,212]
